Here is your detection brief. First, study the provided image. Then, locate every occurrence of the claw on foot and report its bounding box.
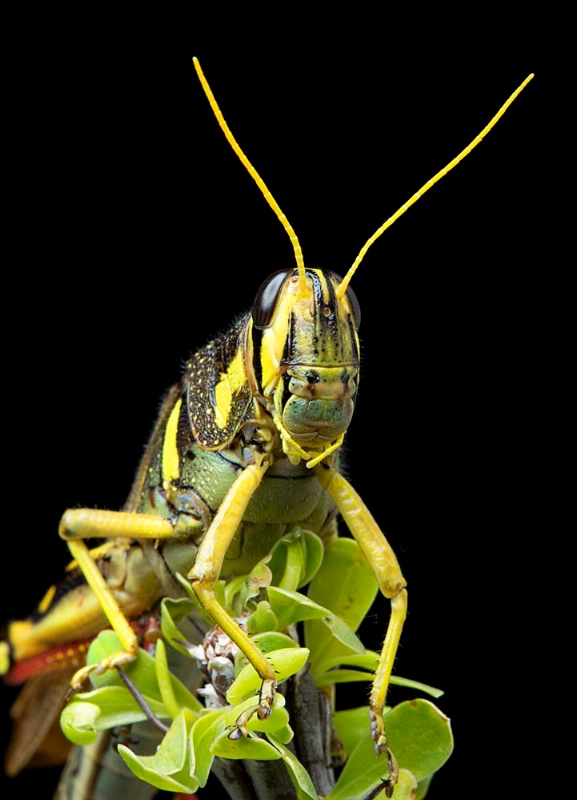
[69,663,98,694]
[256,678,275,720]
[369,709,398,793]
[227,678,277,740]
[69,651,138,695]
[227,725,244,741]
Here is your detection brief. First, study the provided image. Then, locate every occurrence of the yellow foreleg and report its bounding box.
[315,465,408,788]
[188,461,277,727]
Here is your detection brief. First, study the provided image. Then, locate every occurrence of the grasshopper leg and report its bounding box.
[59,509,187,689]
[188,462,277,729]
[315,465,407,789]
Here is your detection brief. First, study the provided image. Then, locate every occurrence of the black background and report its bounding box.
[1,16,551,800]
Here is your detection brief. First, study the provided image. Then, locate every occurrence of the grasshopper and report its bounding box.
[1,60,533,799]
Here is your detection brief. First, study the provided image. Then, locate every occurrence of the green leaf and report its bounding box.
[155,638,181,719]
[211,730,282,760]
[356,769,419,800]
[321,614,365,655]
[117,708,198,793]
[298,531,325,587]
[319,651,380,673]
[160,596,196,658]
[304,538,378,672]
[222,694,290,734]
[223,574,248,613]
[116,750,195,795]
[237,557,273,610]
[251,631,298,653]
[61,686,170,744]
[60,701,101,745]
[267,733,319,799]
[226,648,309,705]
[377,700,453,781]
[391,769,418,799]
[86,630,200,713]
[327,699,453,800]
[267,585,365,651]
[267,586,327,631]
[389,676,444,699]
[190,709,227,786]
[174,572,226,619]
[415,774,434,799]
[267,530,324,592]
[316,649,444,697]
[267,531,303,591]
[332,706,372,759]
[308,538,379,630]
[246,600,279,635]
[87,631,160,697]
[314,668,375,685]
[269,723,294,745]
[148,708,188,774]
[315,669,445,695]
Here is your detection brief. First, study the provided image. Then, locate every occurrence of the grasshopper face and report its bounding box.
[251,267,361,460]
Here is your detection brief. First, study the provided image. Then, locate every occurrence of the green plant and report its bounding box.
[62,533,453,799]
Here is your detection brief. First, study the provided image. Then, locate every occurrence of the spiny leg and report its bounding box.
[315,465,408,790]
[59,509,192,690]
[188,462,277,731]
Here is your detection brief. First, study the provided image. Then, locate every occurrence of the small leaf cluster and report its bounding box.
[61,532,453,798]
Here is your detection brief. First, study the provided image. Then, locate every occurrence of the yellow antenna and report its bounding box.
[193,57,307,295]
[336,73,534,300]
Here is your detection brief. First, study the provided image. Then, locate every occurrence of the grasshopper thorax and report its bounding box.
[250,268,360,467]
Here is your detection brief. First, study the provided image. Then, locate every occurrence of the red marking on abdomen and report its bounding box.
[3,640,92,685]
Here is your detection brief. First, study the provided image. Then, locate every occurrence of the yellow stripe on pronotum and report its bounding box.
[214,348,248,430]
[162,396,182,482]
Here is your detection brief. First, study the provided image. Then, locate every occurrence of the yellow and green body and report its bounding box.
[1,58,532,799]
[3,268,407,798]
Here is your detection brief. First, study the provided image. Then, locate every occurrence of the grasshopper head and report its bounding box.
[194,57,534,466]
[250,267,361,467]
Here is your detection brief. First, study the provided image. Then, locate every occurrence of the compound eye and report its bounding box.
[330,271,361,329]
[252,269,292,329]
